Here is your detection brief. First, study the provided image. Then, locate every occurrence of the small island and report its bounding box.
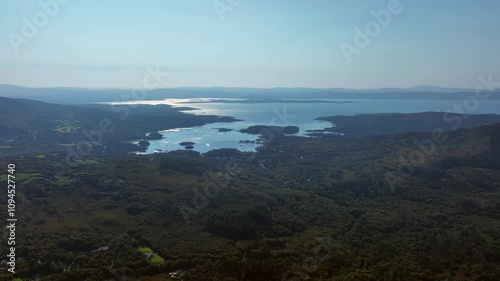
[240,125,300,135]
[145,132,163,140]
[138,140,150,147]
[215,128,234,132]
[184,145,194,150]
[239,140,257,144]
[179,142,196,146]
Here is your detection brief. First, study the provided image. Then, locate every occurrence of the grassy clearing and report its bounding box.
[0,145,11,149]
[151,255,165,264]
[138,247,165,264]
[89,209,137,233]
[36,154,46,159]
[50,176,72,187]
[138,247,153,254]
[0,173,43,183]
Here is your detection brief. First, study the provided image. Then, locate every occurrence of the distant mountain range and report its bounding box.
[0,84,498,104]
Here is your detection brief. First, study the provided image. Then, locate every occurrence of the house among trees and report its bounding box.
[169,270,184,279]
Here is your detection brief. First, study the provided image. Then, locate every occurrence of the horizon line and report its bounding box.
[0,83,482,92]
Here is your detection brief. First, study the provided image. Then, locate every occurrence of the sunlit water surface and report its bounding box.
[110,98,500,154]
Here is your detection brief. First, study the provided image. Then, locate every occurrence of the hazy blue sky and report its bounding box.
[0,0,499,88]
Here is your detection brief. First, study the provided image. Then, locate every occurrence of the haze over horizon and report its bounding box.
[1,0,499,89]
[0,83,492,92]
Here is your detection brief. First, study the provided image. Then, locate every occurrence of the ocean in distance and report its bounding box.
[109,98,500,154]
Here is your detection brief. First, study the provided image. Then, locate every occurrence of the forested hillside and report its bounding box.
[1,119,499,280]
